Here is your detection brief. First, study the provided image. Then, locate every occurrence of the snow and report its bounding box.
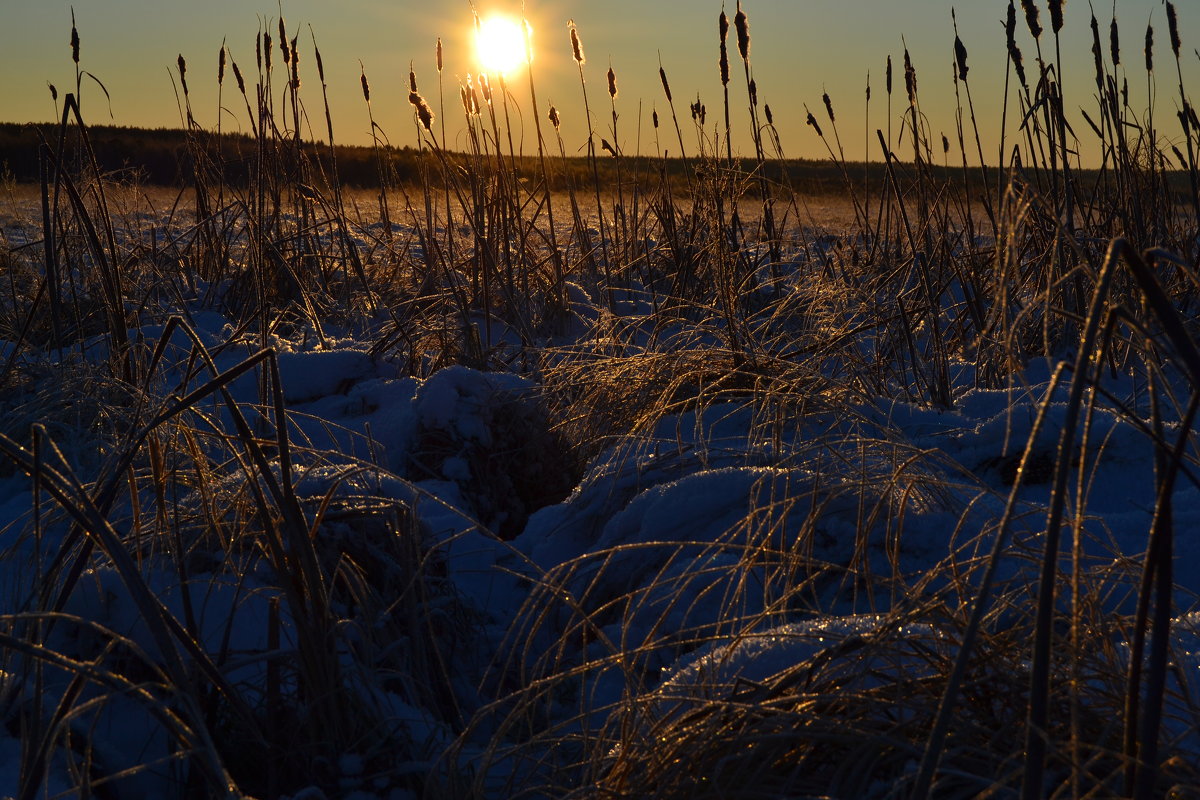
[2,206,1199,798]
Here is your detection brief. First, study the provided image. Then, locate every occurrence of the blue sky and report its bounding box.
[1,1,1195,165]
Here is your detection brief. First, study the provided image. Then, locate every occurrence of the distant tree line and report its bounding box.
[4,121,1159,200]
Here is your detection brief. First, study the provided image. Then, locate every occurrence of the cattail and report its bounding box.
[1012,44,1028,87]
[1145,23,1154,73]
[70,11,79,64]
[1006,1,1017,51]
[314,44,325,83]
[748,78,757,106]
[1189,103,1200,130]
[218,44,227,86]
[264,30,272,70]
[954,35,969,81]
[719,10,730,86]
[436,37,443,73]
[48,83,58,102]
[607,65,617,99]
[659,66,672,102]
[734,2,750,62]
[279,20,290,64]
[886,54,893,95]
[232,58,246,94]
[256,31,262,71]
[764,103,773,125]
[1110,14,1120,65]
[942,133,950,153]
[904,48,917,105]
[1048,0,1064,35]
[289,37,300,88]
[1022,0,1042,39]
[409,63,418,93]
[360,67,370,102]
[653,109,659,129]
[1167,2,1181,58]
[569,21,584,65]
[178,54,189,95]
[823,90,835,122]
[466,74,480,114]
[1090,13,1104,83]
[480,72,492,104]
[549,105,560,130]
[409,90,434,131]
[806,110,823,137]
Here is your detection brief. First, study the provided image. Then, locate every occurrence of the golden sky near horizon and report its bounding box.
[1,1,1197,168]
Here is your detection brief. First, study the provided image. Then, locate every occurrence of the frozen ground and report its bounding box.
[0,193,1198,798]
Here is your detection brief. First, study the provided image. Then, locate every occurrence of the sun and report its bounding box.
[475,14,529,76]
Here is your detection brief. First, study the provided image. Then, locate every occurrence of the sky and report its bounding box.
[1,1,1197,167]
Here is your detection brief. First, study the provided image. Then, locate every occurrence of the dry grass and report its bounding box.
[0,3,1199,799]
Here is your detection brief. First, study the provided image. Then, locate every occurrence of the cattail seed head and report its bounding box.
[1022,0,1043,39]
[903,48,917,105]
[748,78,757,107]
[1145,23,1154,73]
[232,58,246,94]
[70,12,79,64]
[1048,0,1064,35]
[764,103,773,125]
[1006,1,1017,50]
[1110,14,1120,66]
[409,64,418,93]
[822,90,835,122]
[1090,13,1104,83]
[437,38,443,73]
[48,83,58,102]
[1167,2,1181,58]
[653,108,659,129]
[314,44,325,83]
[467,74,481,114]
[607,66,617,99]
[1011,43,1028,87]
[569,21,584,65]
[659,66,672,102]
[734,3,750,62]
[954,35,969,81]
[886,54,893,95]
[480,72,492,104]
[806,110,823,137]
[264,30,273,70]
[218,45,227,86]
[290,37,300,88]
[549,105,560,130]
[409,90,434,131]
[942,133,950,153]
[360,68,370,103]
[256,32,262,71]
[279,19,289,63]
[718,11,730,86]
[177,54,189,95]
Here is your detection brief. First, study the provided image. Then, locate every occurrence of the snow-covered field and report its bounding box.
[2,164,1200,800]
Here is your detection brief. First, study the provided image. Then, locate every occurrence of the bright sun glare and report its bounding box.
[475,15,528,76]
